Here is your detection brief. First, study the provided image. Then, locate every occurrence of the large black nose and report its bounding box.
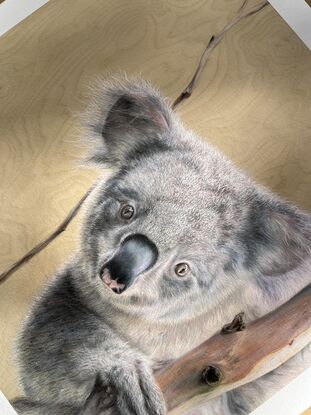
[101,234,158,293]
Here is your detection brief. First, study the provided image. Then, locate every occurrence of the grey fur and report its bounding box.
[13,77,311,415]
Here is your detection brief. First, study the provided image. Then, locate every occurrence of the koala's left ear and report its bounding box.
[240,196,310,276]
[82,78,174,167]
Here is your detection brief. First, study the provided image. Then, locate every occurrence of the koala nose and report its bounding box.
[101,234,158,294]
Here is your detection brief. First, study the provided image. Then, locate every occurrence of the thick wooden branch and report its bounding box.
[155,284,311,414]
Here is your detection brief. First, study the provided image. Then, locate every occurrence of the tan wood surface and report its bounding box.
[0,0,310,407]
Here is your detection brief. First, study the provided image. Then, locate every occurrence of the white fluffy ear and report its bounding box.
[81,77,173,167]
[239,196,311,276]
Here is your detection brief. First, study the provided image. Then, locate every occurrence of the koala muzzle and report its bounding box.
[101,234,158,294]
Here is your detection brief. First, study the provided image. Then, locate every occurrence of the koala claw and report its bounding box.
[97,385,117,410]
[82,384,116,415]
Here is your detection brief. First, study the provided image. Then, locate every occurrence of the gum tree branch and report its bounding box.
[0,0,270,284]
[155,284,311,414]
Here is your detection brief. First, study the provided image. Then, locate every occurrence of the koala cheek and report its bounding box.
[159,274,194,300]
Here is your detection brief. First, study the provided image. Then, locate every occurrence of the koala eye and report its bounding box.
[175,262,190,277]
[119,204,135,220]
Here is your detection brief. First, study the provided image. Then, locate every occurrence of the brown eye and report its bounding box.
[120,204,135,220]
[175,262,190,277]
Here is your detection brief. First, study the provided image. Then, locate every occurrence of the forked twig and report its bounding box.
[0,0,270,285]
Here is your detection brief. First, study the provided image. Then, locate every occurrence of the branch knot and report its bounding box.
[221,312,246,334]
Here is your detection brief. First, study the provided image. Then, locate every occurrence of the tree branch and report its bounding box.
[172,0,269,110]
[155,284,311,414]
[0,185,95,284]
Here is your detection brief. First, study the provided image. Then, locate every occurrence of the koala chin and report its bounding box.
[12,77,311,415]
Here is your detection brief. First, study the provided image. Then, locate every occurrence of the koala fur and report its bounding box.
[12,77,311,415]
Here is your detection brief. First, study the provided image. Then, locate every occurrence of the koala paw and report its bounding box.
[103,359,166,415]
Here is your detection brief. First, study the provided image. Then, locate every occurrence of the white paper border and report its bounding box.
[0,0,49,37]
[268,0,311,50]
[251,367,311,415]
[0,391,17,415]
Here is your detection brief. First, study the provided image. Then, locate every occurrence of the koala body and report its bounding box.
[13,78,311,415]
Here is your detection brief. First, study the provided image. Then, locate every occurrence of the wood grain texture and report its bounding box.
[0,0,310,402]
[156,285,311,413]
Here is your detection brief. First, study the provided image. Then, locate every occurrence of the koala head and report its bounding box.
[78,78,311,322]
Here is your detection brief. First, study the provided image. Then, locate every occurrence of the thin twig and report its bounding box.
[237,0,249,15]
[0,185,95,284]
[0,0,270,285]
[172,0,269,109]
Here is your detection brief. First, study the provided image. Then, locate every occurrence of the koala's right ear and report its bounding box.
[82,78,174,168]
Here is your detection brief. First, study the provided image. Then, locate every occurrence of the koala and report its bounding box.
[12,77,311,415]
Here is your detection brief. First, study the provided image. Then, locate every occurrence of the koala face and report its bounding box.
[79,78,310,322]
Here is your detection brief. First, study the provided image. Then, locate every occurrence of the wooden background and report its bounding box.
[0,0,310,411]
